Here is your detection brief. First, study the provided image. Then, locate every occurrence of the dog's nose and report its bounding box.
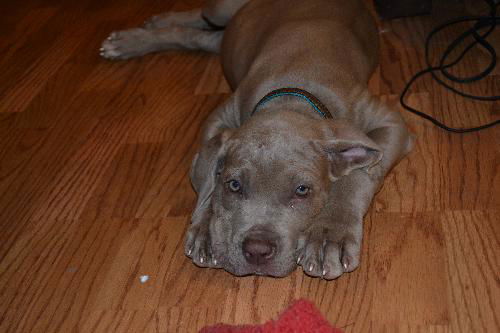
[242,236,277,265]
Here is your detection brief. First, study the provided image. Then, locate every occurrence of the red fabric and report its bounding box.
[200,299,343,333]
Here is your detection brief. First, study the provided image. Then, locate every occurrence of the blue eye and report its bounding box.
[295,185,310,197]
[228,180,241,192]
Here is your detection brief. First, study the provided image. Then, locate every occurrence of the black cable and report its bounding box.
[400,0,500,133]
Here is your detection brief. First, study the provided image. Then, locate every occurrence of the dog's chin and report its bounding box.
[222,261,297,278]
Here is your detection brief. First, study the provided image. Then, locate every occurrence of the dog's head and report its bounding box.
[190,111,382,277]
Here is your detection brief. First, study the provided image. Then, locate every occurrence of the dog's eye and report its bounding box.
[228,180,241,192]
[295,185,310,197]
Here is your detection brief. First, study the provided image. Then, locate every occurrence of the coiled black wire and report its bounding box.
[400,0,500,133]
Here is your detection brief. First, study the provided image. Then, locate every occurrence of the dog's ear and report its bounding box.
[190,129,233,219]
[315,120,383,181]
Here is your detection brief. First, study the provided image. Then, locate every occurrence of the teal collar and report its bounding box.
[251,88,333,119]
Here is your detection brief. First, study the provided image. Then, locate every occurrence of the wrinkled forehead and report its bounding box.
[223,112,330,177]
[229,116,319,154]
[230,132,310,159]
[224,134,324,183]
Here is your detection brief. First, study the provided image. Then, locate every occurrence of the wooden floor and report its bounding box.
[0,0,498,332]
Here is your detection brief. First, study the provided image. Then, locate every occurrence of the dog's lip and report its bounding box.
[229,264,273,277]
[249,265,266,275]
[246,264,286,277]
[228,264,294,278]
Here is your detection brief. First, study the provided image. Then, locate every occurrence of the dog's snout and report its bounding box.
[242,235,277,265]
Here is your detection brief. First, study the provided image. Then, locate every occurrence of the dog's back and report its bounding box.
[221,0,379,94]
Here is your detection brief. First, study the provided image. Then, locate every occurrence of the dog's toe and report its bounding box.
[299,240,323,278]
[194,244,211,267]
[100,37,123,59]
[340,237,361,272]
[321,242,345,280]
[100,40,121,59]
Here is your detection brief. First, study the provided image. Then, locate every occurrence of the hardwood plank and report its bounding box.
[441,211,499,333]
[0,1,96,113]
[369,212,448,327]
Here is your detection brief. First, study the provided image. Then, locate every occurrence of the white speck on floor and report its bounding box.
[139,275,149,283]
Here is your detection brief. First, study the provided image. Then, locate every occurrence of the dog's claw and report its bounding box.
[200,256,204,264]
[213,258,217,266]
[297,256,302,264]
[299,222,362,279]
[187,248,193,256]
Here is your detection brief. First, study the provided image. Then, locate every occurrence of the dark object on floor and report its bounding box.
[199,299,343,333]
[374,0,432,19]
[400,0,500,133]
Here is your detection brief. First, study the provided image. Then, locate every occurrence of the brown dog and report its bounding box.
[101,0,414,279]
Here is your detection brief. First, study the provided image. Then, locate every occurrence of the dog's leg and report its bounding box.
[101,0,250,60]
[298,170,380,280]
[100,27,223,60]
[298,97,414,280]
[184,97,239,268]
[144,0,251,30]
[185,201,216,268]
[144,9,210,30]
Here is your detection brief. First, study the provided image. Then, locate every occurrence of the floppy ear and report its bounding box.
[190,130,233,220]
[315,121,383,181]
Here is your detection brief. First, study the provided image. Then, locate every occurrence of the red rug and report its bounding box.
[200,299,343,333]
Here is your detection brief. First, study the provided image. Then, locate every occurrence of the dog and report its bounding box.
[101,0,414,280]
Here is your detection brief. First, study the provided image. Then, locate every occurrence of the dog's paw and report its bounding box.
[100,28,155,60]
[184,222,218,268]
[297,224,361,280]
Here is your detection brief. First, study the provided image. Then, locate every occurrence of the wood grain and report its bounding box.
[0,0,498,332]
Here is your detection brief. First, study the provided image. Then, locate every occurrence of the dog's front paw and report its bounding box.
[184,222,218,268]
[100,28,155,60]
[297,224,361,280]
